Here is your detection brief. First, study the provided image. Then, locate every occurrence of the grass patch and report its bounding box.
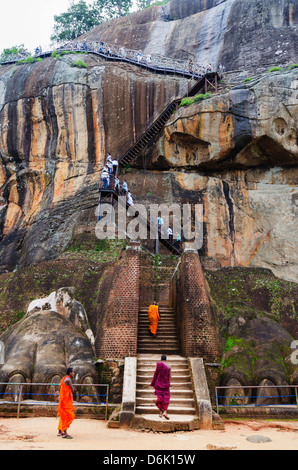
[179,92,211,108]
[71,59,88,69]
[268,66,283,72]
[17,56,43,65]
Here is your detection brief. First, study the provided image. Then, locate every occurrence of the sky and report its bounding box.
[0,0,95,53]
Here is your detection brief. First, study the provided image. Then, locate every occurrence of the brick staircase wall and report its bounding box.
[139,251,179,307]
[95,241,140,359]
[170,248,221,362]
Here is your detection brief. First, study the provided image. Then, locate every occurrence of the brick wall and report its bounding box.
[170,248,221,362]
[95,241,140,359]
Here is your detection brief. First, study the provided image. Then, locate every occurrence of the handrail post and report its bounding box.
[105,385,109,420]
[17,385,23,419]
[215,387,219,415]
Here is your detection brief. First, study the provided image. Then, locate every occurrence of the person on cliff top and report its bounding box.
[148,301,160,338]
[57,367,75,439]
[151,355,171,420]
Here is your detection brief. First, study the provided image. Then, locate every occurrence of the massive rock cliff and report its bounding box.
[0,0,297,401]
[83,0,298,71]
[0,54,187,271]
[0,0,297,282]
[120,68,298,282]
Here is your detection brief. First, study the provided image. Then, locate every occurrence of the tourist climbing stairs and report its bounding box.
[137,306,179,354]
[97,189,182,255]
[135,307,199,429]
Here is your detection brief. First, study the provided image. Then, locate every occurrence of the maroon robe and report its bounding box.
[150,361,171,411]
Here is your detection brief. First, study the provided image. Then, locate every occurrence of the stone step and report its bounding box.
[136,405,196,416]
[138,332,177,339]
[139,307,174,310]
[137,348,180,354]
[136,382,193,390]
[137,340,179,348]
[138,311,175,317]
[136,389,194,398]
[137,362,188,370]
[138,325,176,331]
[138,330,177,336]
[137,375,190,384]
[133,414,199,432]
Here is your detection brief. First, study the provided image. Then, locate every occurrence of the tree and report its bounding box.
[51,0,103,44]
[135,0,155,9]
[93,0,133,18]
[50,0,154,45]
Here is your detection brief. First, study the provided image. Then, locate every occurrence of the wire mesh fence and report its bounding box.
[215,385,298,415]
[0,382,109,419]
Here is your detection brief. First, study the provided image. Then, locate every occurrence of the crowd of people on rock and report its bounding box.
[100,153,135,205]
[100,156,182,250]
[1,37,216,78]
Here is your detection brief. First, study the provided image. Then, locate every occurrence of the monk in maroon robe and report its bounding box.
[150,355,171,419]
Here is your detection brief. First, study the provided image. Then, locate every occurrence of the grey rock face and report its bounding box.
[86,0,298,71]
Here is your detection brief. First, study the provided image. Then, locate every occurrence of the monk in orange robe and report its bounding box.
[148,302,160,337]
[57,367,75,439]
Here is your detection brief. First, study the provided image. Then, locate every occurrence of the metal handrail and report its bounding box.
[215,384,298,415]
[0,382,110,419]
[0,40,210,78]
[117,73,215,165]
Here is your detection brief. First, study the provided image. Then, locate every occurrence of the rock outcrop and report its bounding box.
[125,69,298,282]
[82,0,298,71]
[0,309,97,388]
[0,54,187,271]
[27,287,95,348]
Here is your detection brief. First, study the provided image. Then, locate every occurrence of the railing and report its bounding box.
[117,73,218,164]
[0,40,210,78]
[0,382,109,419]
[215,385,298,415]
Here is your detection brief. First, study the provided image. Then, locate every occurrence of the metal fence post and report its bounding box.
[105,385,109,421]
[17,385,23,419]
[215,387,219,415]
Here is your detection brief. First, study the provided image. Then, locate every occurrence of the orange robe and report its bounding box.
[148,304,160,335]
[58,375,75,432]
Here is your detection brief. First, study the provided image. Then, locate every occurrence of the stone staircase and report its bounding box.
[134,306,200,431]
[137,307,179,355]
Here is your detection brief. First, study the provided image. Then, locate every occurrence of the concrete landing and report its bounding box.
[134,413,200,432]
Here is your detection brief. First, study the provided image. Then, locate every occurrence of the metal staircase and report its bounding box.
[118,72,219,168]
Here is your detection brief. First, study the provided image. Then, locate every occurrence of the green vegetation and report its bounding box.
[0,45,25,62]
[243,77,252,82]
[268,66,283,72]
[204,267,297,333]
[51,51,62,60]
[51,0,159,44]
[0,239,127,333]
[71,59,88,68]
[179,92,212,108]
[16,56,43,65]
[288,64,298,70]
